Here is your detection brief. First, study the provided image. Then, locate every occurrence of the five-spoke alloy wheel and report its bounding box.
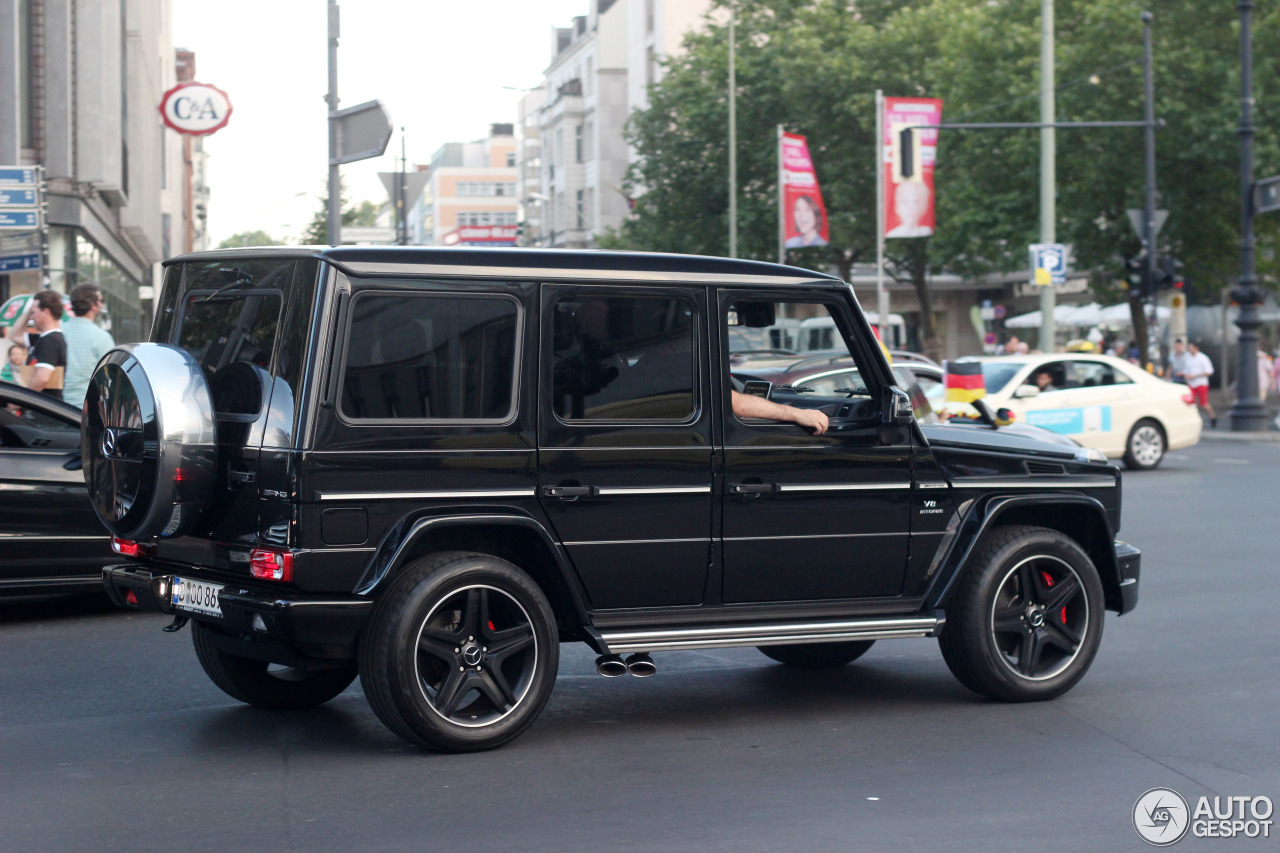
[359,552,558,752]
[940,525,1104,702]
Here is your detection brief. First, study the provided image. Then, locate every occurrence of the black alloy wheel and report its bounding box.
[359,552,558,752]
[758,640,875,669]
[192,620,357,710]
[939,525,1104,702]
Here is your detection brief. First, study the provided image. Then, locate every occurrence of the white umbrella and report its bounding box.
[1099,303,1171,325]
[1003,304,1099,329]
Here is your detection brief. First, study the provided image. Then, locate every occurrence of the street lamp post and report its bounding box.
[1230,0,1269,430]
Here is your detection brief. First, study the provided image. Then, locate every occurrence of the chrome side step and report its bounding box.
[598,612,944,654]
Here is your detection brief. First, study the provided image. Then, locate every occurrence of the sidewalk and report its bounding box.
[1198,388,1280,441]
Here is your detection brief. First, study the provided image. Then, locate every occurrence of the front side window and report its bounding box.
[341,293,518,421]
[177,291,281,416]
[551,293,695,422]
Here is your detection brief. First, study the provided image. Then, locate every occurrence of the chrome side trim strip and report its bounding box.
[951,478,1116,489]
[600,615,940,653]
[724,532,909,541]
[562,537,710,546]
[337,261,826,286]
[1119,578,1137,586]
[776,482,911,492]
[316,489,536,502]
[595,485,711,496]
[0,534,111,541]
[916,482,949,489]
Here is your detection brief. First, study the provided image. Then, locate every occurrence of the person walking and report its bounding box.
[1166,338,1189,383]
[1184,341,1216,428]
[10,291,67,400]
[61,283,115,408]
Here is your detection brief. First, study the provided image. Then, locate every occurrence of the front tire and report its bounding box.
[192,620,357,710]
[358,552,559,752]
[939,525,1104,702]
[1123,418,1165,470]
[758,640,875,669]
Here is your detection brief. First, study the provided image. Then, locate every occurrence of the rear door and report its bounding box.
[537,284,713,611]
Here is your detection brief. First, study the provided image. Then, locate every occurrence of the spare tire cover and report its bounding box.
[82,343,217,540]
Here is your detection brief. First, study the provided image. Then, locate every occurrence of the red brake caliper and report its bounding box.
[1040,571,1068,624]
[488,620,496,632]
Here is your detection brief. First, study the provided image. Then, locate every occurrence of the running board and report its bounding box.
[598,612,944,654]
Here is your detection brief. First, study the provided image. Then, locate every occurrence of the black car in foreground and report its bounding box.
[91,247,1140,752]
[1,382,112,592]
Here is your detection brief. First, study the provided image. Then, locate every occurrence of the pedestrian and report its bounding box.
[1256,345,1273,402]
[1166,338,1189,383]
[997,334,1020,356]
[10,291,67,400]
[1,340,28,386]
[1184,341,1216,428]
[61,283,115,408]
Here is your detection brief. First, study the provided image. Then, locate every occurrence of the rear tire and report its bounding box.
[192,620,357,710]
[1123,418,1165,470]
[358,551,559,753]
[939,525,1103,702]
[758,640,875,669]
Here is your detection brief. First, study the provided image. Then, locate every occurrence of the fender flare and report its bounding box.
[353,510,592,628]
[922,493,1121,611]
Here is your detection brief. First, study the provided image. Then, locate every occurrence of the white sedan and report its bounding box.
[952,354,1202,469]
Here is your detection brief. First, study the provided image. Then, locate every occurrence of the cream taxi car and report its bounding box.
[952,354,1202,469]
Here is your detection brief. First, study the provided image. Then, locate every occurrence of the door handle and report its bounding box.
[542,484,595,500]
[728,482,776,496]
[229,467,257,485]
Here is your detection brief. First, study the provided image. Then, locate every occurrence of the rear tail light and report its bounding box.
[1181,392,1195,405]
[111,537,156,558]
[249,548,294,582]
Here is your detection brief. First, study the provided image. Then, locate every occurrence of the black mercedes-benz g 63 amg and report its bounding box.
[90,247,1140,752]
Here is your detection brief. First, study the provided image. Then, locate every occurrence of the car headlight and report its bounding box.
[1074,447,1109,464]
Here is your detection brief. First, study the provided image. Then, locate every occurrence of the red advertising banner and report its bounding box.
[883,97,943,239]
[780,132,829,249]
[441,225,518,246]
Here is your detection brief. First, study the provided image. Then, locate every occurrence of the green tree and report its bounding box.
[216,229,279,249]
[302,183,384,245]
[616,0,1280,356]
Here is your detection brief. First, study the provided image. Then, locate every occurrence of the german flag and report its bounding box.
[945,360,986,404]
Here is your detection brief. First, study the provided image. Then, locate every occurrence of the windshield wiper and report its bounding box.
[779,384,815,393]
[200,267,255,302]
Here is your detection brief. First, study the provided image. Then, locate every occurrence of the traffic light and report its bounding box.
[1155,256,1184,290]
[1123,256,1148,295]
[891,124,922,183]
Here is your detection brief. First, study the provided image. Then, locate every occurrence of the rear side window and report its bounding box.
[550,293,695,422]
[340,292,518,422]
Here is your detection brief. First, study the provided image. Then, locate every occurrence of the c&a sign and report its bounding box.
[159,82,233,136]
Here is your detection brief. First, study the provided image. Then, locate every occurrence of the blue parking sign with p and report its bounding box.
[1030,243,1068,286]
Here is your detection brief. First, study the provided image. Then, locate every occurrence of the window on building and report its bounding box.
[585,188,595,230]
[585,58,594,95]
[646,46,656,87]
[341,292,519,422]
[646,0,655,33]
[575,126,583,163]
[576,190,584,230]
[556,128,564,165]
[507,152,516,167]
[550,292,696,422]
[584,121,594,161]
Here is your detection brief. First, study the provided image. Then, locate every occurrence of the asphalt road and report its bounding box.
[2,441,1277,852]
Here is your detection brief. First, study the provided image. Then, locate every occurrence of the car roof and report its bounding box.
[164,246,842,287]
[0,381,82,422]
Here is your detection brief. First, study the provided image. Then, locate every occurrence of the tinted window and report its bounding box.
[177,292,281,415]
[341,293,517,421]
[551,294,695,421]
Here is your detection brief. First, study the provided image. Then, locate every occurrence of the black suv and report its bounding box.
[90,247,1140,752]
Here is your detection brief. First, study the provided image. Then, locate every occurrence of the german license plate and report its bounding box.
[172,577,223,617]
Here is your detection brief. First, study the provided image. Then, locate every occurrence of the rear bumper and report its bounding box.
[1114,541,1141,614]
[102,564,372,660]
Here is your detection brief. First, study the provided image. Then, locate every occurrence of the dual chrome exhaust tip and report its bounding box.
[595,653,656,678]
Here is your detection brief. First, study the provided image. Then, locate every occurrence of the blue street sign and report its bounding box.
[0,167,37,186]
[0,188,37,206]
[0,253,40,272]
[1029,242,1068,286]
[0,210,39,229]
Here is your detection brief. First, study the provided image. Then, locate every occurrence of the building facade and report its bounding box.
[410,124,518,247]
[0,0,186,343]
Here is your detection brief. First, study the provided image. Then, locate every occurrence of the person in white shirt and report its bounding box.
[1184,341,1216,427]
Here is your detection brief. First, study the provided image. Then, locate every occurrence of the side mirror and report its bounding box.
[886,386,914,426]
[1013,384,1040,399]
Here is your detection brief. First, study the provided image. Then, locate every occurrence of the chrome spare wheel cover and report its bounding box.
[82,343,217,540]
